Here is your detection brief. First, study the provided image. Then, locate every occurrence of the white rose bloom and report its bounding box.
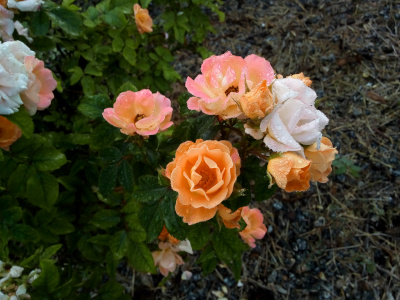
[0,41,34,115]
[260,78,329,155]
[0,6,14,42]
[7,0,43,12]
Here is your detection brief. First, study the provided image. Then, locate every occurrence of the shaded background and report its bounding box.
[131,0,400,299]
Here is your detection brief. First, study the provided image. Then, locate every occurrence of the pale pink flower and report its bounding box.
[0,5,14,41]
[186,52,275,119]
[260,78,329,155]
[7,0,43,12]
[239,207,267,248]
[21,56,57,115]
[103,90,173,137]
[152,240,193,277]
[0,41,33,115]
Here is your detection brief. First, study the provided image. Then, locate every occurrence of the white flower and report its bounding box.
[0,40,34,115]
[9,266,23,278]
[260,78,328,155]
[14,21,33,43]
[0,6,14,42]
[177,239,193,254]
[28,268,41,284]
[7,0,43,12]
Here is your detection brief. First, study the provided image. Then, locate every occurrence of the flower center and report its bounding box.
[225,85,239,96]
[196,169,216,191]
[134,114,146,122]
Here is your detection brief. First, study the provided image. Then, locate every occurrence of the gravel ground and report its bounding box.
[124,1,400,299]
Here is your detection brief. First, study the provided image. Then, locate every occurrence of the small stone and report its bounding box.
[273,200,283,210]
[268,225,274,233]
[268,270,277,283]
[314,216,326,227]
[297,239,307,251]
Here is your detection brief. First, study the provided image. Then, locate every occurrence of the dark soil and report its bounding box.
[128,0,400,299]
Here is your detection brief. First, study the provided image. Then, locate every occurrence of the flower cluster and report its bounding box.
[0,41,57,116]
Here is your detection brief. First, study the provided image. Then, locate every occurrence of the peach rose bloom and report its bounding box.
[102,90,173,137]
[186,52,275,119]
[158,225,179,245]
[133,4,153,34]
[267,152,311,192]
[0,116,22,150]
[305,137,338,183]
[21,56,57,115]
[240,80,274,119]
[239,207,267,248]
[217,204,242,229]
[166,139,241,225]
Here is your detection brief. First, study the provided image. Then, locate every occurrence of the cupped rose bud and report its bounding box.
[0,116,22,150]
[133,4,153,34]
[267,152,311,192]
[186,52,275,119]
[102,90,173,137]
[305,137,338,183]
[239,207,267,248]
[217,204,242,229]
[7,0,43,11]
[260,78,329,155]
[240,80,274,119]
[21,56,57,115]
[166,139,241,225]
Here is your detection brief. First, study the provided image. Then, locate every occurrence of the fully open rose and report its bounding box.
[305,137,338,183]
[165,139,240,225]
[239,207,267,248]
[103,90,173,137]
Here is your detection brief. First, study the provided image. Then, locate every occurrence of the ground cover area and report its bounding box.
[126,0,400,299]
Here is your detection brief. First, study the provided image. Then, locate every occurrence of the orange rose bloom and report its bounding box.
[133,4,153,34]
[158,226,179,245]
[217,204,242,229]
[0,116,22,151]
[277,72,312,87]
[267,152,311,192]
[240,80,274,119]
[166,139,241,225]
[304,137,338,183]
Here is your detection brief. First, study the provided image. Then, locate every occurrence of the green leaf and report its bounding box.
[84,62,103,76]
[91,209,121,229]
[123,45,136,66]
[88,234,113,246]
[32,259,60,293]
[116,81,138,95]
[48,219,75,235]
[30,36,55,51]
[97,281,123,300]
[127,242,156,273]
[47,7,83,36]
[99,164,119,195]
[90,123,119,149]
[0,207,22,226]
[110,230,128,260]
[135,175,167,203]
[188,222,210,250]
[10,224,40,242]
[112,36,124,52]
[187,114,218,141]
[27,171,59,210]
[139,200,163,242]
[125,214,146,242]
[32,146,67,172]
[6,107,34,138]
[68,66,83,85]
[162,190,188,240]
[30,10,50,36]
[140,0,151,8]
[118,160,133,192]
[103,8,127,28]
[78,94,112,119]
[41,244,62,260]
[81,76,95,95]
[8,164,35,198]
[197,245,217,275]
[99,147,122,164]
[178,92,196,116]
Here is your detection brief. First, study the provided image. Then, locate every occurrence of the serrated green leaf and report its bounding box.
[116,81,138,95]
[99,164,119,195]
[48,7,83,36]
[127,242,156,273]
[99,147,122,164]
[135,175,167,203]
[0,207,22,225]
[125,214,146,242]
[139,200,163,242]
[48,219,75,235]
[8,164,35,198]
[88,234,113,246]
[103,8,127,28]
[30,10,50,36]
[10,224,40,242]
[118,160,133,192]
[97,281,123,300]
[69,66,83,85]
[123,45,136,66]
[6,107,34,138]
[162,190,188,240]
[84,62,103,76]
[110,230,128,260]
[91,209,120,229]
[188,222,210,250]
[90,123,119,149]
[81,75,95,95]
[78,94,112,119]
[41,244,62,260]
[32,146,67,172]
[112,36,124,52]
[27,171,59,210]
[32,259,60,293]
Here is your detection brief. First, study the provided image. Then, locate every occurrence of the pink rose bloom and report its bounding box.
[259,78,329,155]
[152,240,193,277]
[0,5,14,42]
[186,52,275,119]
[21,56,57,115]
[103,90,173,137]
[239,207,267,248]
